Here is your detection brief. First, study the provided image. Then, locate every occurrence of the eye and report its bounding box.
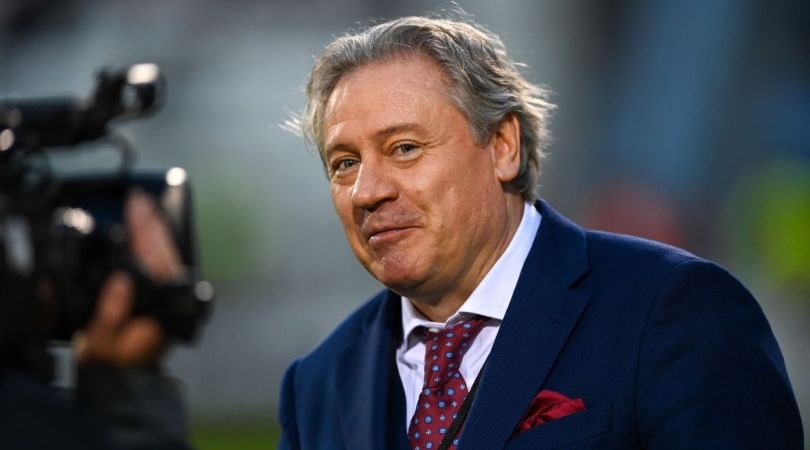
[396,143,417,154]
[337,159,357,169]
[330,157,359,176]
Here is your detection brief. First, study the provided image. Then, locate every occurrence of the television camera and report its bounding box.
[0,64,212,357]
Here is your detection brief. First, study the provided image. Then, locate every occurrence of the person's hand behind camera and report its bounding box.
[73,191,184,367]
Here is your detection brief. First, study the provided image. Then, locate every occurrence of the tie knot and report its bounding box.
[420,316,488,388]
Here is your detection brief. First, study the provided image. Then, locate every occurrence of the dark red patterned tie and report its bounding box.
[408,316,488,450]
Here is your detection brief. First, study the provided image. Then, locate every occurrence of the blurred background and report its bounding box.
[2,0,808,448]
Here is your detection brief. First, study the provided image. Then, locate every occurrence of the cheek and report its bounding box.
[409,154,462,200]
[331,186,373,261]
[440,170,500,236]
[330,185,352,217]
[331,188,359,237]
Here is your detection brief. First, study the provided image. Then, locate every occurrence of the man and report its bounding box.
[279,15,803,449]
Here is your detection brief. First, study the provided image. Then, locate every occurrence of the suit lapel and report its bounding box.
[460,201,591,450]
[335,290,408,450]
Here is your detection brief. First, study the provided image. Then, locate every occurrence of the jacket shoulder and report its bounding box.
[586,229,753,282]
[584,229,701,270]
[578,230,745,310]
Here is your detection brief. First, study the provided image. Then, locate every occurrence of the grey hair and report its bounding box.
[293,15,554,202]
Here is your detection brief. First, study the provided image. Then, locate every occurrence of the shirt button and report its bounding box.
[428,328,439,333]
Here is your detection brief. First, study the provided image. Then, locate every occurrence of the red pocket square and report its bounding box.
[513,389,586,436]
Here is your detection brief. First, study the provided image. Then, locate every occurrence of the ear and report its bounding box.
[489,113,521,183]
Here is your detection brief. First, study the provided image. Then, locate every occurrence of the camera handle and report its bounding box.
[122,258,214,344]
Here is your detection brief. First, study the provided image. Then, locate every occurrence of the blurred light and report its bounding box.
[0,129,15,151]
[3,216,33,275]
[127,63,160,85]
[60,208,95,234]
[194,281,215,302]
[166,167,187,186]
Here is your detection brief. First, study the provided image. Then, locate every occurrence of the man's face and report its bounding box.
[322,53,519,305]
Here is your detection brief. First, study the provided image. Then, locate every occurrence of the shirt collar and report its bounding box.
[401,202,542,344]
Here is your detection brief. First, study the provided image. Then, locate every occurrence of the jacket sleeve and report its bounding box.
[636,259,803,449]
[278,359,302,450]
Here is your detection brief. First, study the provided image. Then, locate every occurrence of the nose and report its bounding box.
[351,157,397,211]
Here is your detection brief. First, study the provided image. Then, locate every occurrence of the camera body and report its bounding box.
[0,64,211,348]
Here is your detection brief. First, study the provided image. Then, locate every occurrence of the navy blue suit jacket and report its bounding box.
[279,201,803,449]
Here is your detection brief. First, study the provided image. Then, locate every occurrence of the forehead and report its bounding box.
[322,54,459,148]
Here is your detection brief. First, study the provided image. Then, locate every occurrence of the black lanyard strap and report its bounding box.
[437,362,486,450]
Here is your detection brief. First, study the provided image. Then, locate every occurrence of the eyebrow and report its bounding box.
[372,122,427,140]
[325,122,428,158]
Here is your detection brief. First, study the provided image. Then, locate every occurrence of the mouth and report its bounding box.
[366,226,416,245]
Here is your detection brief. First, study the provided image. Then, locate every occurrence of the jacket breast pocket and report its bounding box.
[505,403,613,450]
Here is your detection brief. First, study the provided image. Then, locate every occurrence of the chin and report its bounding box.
[369,263,427,296]
[360,245,433,291]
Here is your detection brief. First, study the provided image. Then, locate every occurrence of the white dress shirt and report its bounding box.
[396,202,542,427]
